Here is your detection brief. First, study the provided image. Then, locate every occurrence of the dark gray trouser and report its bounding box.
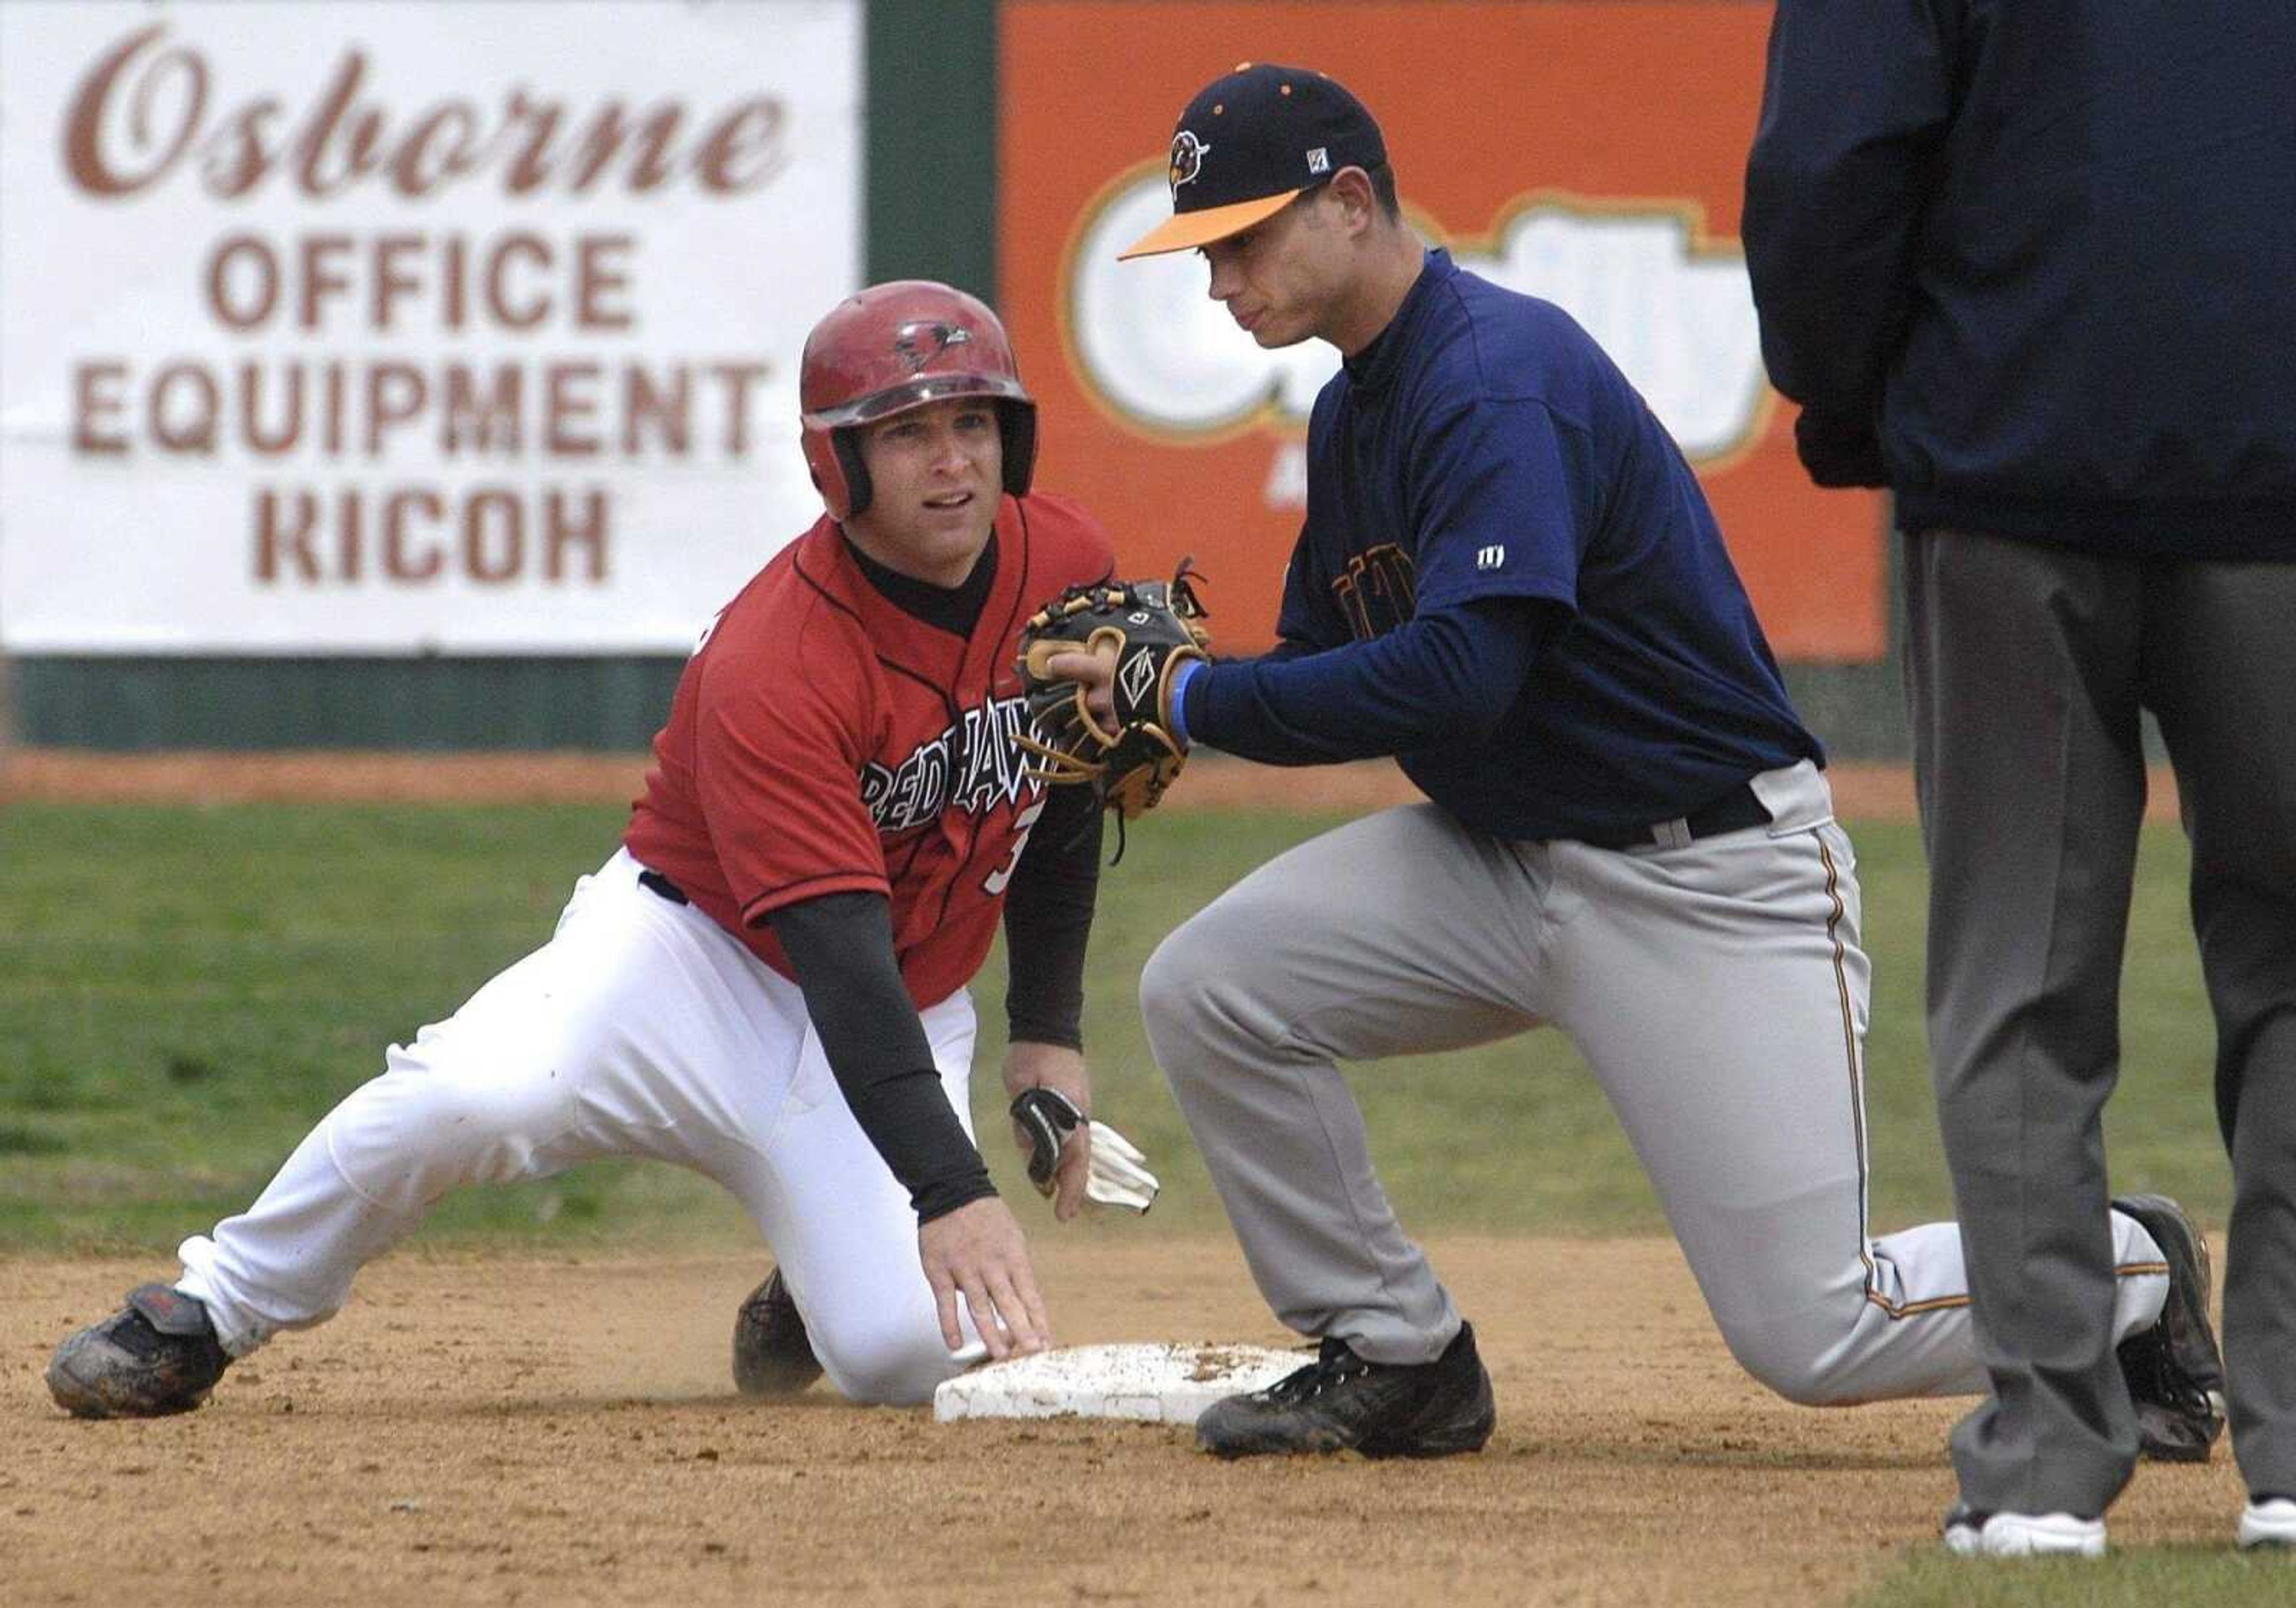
[1906,528,2296,1515]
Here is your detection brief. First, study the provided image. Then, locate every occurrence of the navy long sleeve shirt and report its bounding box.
[1178,252,1815,843]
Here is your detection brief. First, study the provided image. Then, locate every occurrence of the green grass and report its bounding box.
[0,801,2227,1251]
[1853,1551,2296,1607]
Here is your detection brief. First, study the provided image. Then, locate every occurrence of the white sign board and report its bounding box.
[0,0,862,653]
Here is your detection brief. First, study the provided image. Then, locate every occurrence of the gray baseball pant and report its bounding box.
[1906,528,2296,1516]
[1141,761,2169,1405]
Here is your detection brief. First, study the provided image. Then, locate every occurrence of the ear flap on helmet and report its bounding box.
[800,425,853,520]
[999,401,1038,499]
[832,430,873,519]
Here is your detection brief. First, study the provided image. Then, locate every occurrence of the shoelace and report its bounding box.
[118,1308,222,1366]
[1258,1338,1372,1404]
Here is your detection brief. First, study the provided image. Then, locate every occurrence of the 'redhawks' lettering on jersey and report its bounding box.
[862,692,1039,833]
[624,493,1115,1008]
[1332,542,1417,641]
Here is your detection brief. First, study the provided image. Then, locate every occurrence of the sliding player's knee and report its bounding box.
[813,1309,960,1407]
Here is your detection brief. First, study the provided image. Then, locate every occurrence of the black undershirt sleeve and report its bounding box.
[1000,781,1103,1048]
[765,891,996,1224]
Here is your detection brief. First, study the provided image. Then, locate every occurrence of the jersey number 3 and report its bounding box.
[982,797,1048,897]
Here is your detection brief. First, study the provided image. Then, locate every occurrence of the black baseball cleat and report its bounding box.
[732,1267,823,1397]
[2112,1193,2227,1462]
[1195,1320,1495,1459]
[47,1283,231,1419]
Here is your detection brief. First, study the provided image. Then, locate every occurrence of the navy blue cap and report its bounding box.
[1119,63,1387,259]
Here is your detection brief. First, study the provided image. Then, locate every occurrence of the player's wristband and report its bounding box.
[1168,656,1204,745]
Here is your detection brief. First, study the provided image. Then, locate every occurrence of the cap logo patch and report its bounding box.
[1306,147,1330,175]
[1168,130,1211,192]
[892,320,971,372]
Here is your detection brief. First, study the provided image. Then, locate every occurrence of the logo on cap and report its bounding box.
[892,321,972,372]
[1168,130,1211,192]
[1306,148,1330,175]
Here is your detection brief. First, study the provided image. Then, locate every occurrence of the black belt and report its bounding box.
[637,869,689,905]
[1573,781,1772,852]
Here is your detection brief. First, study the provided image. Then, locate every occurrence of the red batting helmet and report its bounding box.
[798,281,1039,521]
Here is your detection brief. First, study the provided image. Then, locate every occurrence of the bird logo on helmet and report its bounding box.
[891,321,973,373]
[797,282,1038,522]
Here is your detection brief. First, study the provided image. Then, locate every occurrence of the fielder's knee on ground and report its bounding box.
[1713,1306,1906,1407]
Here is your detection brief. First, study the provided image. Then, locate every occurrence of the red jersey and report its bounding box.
[624,492,1115,1007]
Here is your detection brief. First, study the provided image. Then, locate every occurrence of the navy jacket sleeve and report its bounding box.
[1742,0,1962,488]
[1180,597,1562,766]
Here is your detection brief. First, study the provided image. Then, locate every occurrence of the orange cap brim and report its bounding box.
[1116,189,1305,259]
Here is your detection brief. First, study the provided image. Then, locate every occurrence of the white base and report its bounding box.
[932,1341,1301,1425]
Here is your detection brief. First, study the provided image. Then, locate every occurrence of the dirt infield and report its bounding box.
[2,1236,2244,1608]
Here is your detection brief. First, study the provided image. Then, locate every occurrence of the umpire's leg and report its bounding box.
[2148,557,2296,1499]
[1140,805,1535,1365]
[1906,528,2151,1519]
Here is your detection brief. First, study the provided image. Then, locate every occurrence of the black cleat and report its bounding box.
[2113,1194,2226,1463]
[1195,1320,1495,1459]
[732,1267,823,1397]
[48,1284,230,1419]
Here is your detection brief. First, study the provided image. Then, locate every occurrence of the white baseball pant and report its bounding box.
[174,848,979,1405]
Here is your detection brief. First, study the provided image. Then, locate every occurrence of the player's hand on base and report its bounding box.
[918,1195,1051,1361]
[1004,1041,1094,1222]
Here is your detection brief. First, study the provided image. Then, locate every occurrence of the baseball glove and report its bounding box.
[1013,560,1210,819]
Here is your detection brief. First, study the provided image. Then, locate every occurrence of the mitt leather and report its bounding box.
[1013,562,1210,820]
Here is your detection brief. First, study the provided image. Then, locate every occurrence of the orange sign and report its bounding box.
[1000,1,1888,661]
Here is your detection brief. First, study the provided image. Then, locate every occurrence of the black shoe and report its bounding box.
[732,1267,823,1397]
[2112,1193,2226,1463]
[47,1284,230,1419]
[1195,1320,1495,1459]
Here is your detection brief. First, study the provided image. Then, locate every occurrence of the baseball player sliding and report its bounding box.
[48,282,1153,1418]
[1029,63,2228,1465]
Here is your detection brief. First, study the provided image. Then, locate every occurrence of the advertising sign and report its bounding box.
[0,0,862,653]
[1003,2,1889,659]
